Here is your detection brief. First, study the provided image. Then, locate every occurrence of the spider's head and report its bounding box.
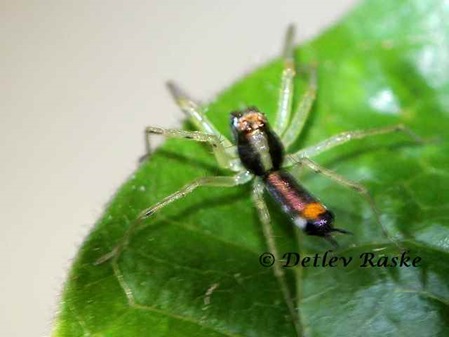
[229,107,284,175]
[230,107,268,141]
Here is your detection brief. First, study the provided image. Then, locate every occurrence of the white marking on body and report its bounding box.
[249,130,273,172]
[294,216,307,229]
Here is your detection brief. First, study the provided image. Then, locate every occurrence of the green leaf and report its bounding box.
[53,0,449,336]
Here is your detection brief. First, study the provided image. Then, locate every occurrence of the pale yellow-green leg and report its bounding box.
[96,171,252,265]
[281,67,317,148]
[144,126,241,171]
[289,124,421,160]
[287,156,399,245]
[274,24,296,135]
[252,179,303,337]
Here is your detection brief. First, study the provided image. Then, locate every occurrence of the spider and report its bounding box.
[101,25,418,336]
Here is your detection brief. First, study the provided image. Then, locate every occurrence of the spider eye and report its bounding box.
[230,113,242,141]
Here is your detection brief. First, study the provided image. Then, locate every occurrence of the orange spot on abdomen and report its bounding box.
[302,202,326,219]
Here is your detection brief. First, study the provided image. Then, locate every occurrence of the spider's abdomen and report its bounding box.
[264,170,335,237]
[230,108,284,176]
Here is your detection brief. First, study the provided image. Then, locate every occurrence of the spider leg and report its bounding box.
[288,124,421,160]
[252,179,303,337]
[274,25,296,135]
[287,156,399,245]
[144,126,240,171]
[167,81,238,153]
[281,66,317,148]
[166,81,229,138]
[96,170,252,265]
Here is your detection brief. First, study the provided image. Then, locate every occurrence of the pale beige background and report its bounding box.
[0,1,357,336]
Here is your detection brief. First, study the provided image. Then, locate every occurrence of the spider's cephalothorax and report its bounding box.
[230,107,284,177]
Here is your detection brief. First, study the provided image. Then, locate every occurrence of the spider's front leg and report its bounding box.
[274,24,296,135]
[273,24,318,150]
[280,66,317,149]
[166,81,242,172]
[143,126,240,171]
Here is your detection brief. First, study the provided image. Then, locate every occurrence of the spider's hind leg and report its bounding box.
[96,170,252,265]
[287,157,400,246]
[252,179,303,337]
